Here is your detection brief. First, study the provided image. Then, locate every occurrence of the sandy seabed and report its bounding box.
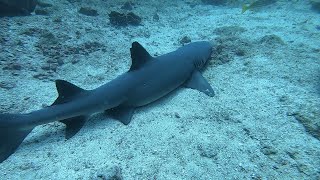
[0,0,319,179]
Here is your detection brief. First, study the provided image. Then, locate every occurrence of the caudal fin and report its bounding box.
[0,114,33,163]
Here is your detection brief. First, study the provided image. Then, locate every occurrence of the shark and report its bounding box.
[0,41,215,163]
[0,0,37,17]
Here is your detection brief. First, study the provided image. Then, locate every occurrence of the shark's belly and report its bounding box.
[124,70,191,107]
[127,82,182,106]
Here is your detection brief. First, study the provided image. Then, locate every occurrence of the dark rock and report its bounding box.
[286,150,299,160]
[67,0,81,3]
[53,17,62,23]
[50,64,58,72]
[235,49,246,56]
[57,59,64,66]
[74,41,105,55]
[126,12,142,26]
[153,13,159,21]
[37,1,53,8]
[197,144,219,159]
[296,163,313,175]
[0,81,16,89]
[21,28,48,36]
[174,112,180,118]
[71,58,80,64]
[278,95,289,102]
[90,165,123,180]
[186,1,197,8]
[37,40,104,68]
[41,62,58,72]
[121,2,134,10]
[259,34,285,46]
[260,145,277,156]
[109,11,141,26]
[211,35,252,65]
[11,63,22,70]
[3,62,22,70]
[311,1,320,13]
[75,31,81,38]
[78,7,98,16]
[46,59,57,64]
[33,73,52,80]
[0,37,5,44]
[291,112,320,140]
[211,45,231,65]
[19,162,40,171]
[214,26,246,36]
[109,11,127,26]
[180,36,191,45]
[41,65,51,71]
[39,32,59,45]
[212,26,250,63]
[201,0,227,6]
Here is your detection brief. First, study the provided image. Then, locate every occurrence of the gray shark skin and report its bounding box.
[0,41,215,163]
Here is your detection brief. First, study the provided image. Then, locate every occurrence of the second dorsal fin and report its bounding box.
[52,80,86,105]
[129,42,153,71]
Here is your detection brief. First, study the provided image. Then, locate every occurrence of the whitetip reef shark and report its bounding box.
[0,41,215,162]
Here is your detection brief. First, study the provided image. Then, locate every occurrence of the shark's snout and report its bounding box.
[186,41,213,69]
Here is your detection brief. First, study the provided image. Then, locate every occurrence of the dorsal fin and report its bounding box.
[129,41,153,71]
[52,80,86,105]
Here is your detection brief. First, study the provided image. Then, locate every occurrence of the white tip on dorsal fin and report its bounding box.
[129,42,153,71]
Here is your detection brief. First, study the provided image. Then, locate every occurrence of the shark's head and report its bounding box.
[182,41,213,70]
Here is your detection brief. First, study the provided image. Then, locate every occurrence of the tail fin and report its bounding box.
[242,4,249,13]
[0,114,33,163]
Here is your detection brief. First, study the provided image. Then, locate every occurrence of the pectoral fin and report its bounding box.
[184,70,215,97]
[60,116,87,139]
[107,106,135,125]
